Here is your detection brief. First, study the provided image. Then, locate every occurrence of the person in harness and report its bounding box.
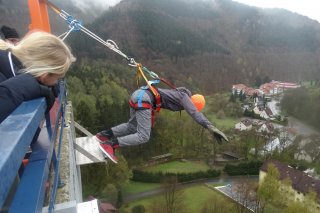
[95,85,228,163]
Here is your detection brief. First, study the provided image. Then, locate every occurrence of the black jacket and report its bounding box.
[0,50,23,83]
[0,50,57,123]
[0,73,56,123]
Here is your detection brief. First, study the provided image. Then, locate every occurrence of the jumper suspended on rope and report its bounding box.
[44,0,229,166]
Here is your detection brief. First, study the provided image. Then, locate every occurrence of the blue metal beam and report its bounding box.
[9,115,55,213]
[0,98,46,209]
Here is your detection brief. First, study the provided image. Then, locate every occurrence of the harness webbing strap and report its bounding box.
[136,64,161,112]
[137,89,146,108]
[129,100,155,127]
[129,100,152,109]
[160,77,176,89]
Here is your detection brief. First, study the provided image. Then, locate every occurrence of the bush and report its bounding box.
[132,205,146,213]
[224,161,263,176]
[217,110,226,119]
[131,169,220,183]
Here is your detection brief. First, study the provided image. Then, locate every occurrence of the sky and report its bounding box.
[77,0,320,23]
[233,0,320,22]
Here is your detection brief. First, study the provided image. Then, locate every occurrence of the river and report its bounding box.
[287,116,320,135]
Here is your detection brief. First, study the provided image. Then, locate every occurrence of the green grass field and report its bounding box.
[122,181,161,195]
[142,160,210,173]
[209,114,239,130]
[123,184,238,213]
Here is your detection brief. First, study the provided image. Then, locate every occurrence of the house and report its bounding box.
[260,160,320,210]
[253,106,262,115]
[271,80,300,89]
[259,80,300,96]
[235,119,253,131]
[254,106,273,120]
[243,87,259,97]
[266,100,280,116]
[221,151,245,161]
[257,122,274,133]
[264,107,274,118]
[232,84,248,95]
[232,81,300,99]
[263,137,280,153]
[259,82,281,96]
[259,110,269,120]
[261,137,290,155]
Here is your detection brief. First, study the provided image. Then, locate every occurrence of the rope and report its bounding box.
[59,26,74,40]
[46,0,177,89]
[47,1,132,62]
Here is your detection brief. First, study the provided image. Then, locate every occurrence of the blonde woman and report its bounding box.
[0,31,76,123]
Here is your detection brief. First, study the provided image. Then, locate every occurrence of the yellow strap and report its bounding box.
[135,70,141,87]
[136,64,159,98]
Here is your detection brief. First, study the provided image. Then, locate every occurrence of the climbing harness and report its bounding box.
[128,80,161,127]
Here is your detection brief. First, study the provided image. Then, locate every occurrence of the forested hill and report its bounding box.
[1,0,320,92]
[68,0,320,93]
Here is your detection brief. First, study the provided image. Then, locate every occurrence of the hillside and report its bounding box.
[1,0,320,92]
[67,0,320,92]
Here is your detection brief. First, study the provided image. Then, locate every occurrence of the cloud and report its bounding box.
[70,0,122,10]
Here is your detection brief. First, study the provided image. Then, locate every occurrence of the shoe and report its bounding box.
[99,143,118,163]
[95,132,111,143]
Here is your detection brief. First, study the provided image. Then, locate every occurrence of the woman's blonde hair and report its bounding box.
[0,31,76,77]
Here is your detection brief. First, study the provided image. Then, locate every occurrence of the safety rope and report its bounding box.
[46,0,175,90]
[47,1,133,62]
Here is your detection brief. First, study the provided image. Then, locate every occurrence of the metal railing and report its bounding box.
[0,82,69,213]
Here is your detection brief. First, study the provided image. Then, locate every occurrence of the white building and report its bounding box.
[235,119,253,131]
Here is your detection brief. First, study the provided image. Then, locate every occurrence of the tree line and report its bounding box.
[281,86,320,130]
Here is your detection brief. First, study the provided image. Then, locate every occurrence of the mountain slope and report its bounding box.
[1,0,320,92]
[68,0,320,92]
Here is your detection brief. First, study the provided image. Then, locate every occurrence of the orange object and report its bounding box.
[22,159,29,167]
[191,94,205,111]
[28,0,51,32]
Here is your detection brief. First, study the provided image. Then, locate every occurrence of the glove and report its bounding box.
[51,83,60,98]
[39,84,56,113]
[207,125,229,144]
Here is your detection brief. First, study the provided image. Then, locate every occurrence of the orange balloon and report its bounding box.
[191,94,205,111]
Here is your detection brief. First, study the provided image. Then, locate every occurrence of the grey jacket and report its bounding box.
[131,87,212,128]
[158,87,212,128]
